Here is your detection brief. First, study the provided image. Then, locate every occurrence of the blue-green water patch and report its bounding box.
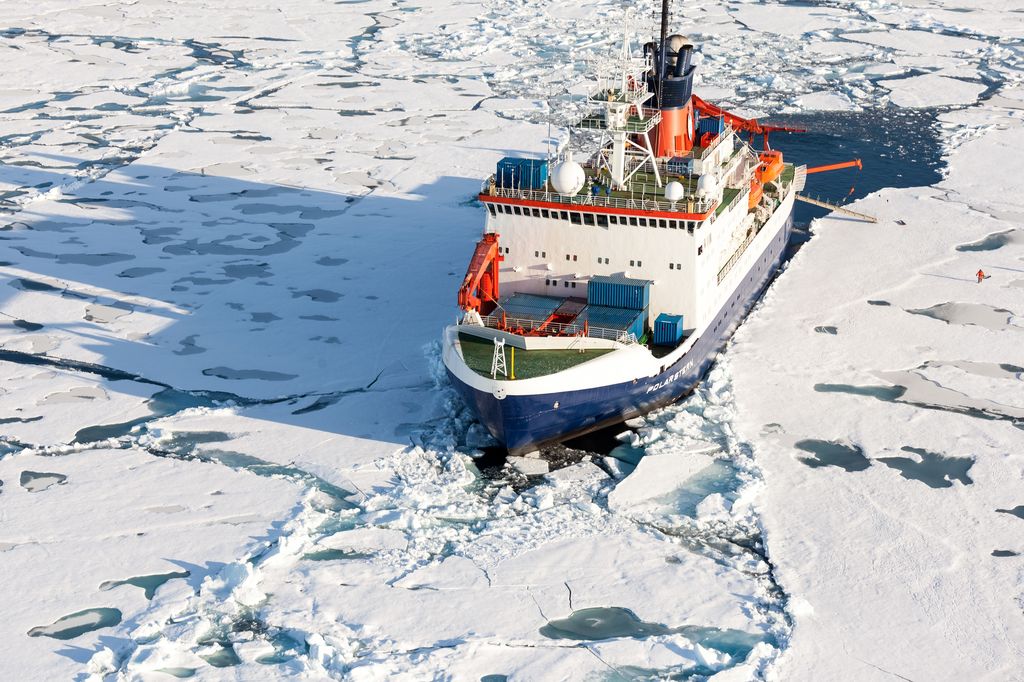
[301,548,372,561]
[814,383,907,401]
[540,607,672,640]
[100,571,191,599]
[877,447,973,488]
[200,643,241,667]
[256,630,309,665]
[795,439,870,472]
[539,607,764,659]
[673,459,738,517]
[28,607,122,639]
[19,470,68,492]
[996,506,1024,520]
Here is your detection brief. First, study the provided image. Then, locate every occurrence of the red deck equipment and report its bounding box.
[458,233,503,314]
[806,159,863,174]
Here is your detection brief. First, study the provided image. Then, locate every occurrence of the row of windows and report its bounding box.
[487,202,700,231]
[546,279,578,289]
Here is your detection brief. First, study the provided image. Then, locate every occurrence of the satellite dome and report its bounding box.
[696,174,719,197]
[667,34,692,53]
[550,158,586,196]
[664,181,685,202]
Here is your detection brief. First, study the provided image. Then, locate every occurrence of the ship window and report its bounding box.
[560,211,569,221]
[513,206,522,215]
[570,212,582,225]
[676,263,681,269]
[637,260,643,267]
[638,218,647,227]
[583,213,595,226]
[542,251,546,258]
[596,214,608,227]
[545,278,550,285]
[535,250,539,257]
[504,247,510,254]
[541,209,549,218]
[698,245,703,256]
[573,255,577,261]
[564,281,569,288]
[565,254,570,261]
[571,282,577,288]
[487,205,496,216]
[609,216,617,224]
[659,219,667,228]
[629,260,635,266]
[669,263,674,270]
[604,257,610,264]
[629,217,638,226]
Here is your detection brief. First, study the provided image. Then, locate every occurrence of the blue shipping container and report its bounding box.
[653,313,685,346]
[495,157,521,188]
[667,156,693,175]
[579,305,646,341]
[698,116,724,137]
[516,158,549,190]
[495,157,548,190]
[587,275,651,311]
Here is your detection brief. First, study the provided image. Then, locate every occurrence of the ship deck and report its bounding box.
[458,332,613,380]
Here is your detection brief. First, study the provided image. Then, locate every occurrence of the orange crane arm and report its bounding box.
[806,159,863,174]
[690,94,806,135]
[458,232,503,312]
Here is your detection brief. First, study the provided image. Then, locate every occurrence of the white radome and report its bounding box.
[550,159,586,195]
[696,173,718,197]
[664,181,685,202]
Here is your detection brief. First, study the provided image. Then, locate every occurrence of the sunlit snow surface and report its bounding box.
[0,0,1021,680]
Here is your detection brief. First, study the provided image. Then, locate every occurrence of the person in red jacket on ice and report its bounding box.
[976,269,986,283]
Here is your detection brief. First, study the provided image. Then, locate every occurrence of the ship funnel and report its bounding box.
[674,43,694,77]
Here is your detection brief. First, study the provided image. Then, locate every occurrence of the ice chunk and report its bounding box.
[608,453,715,510]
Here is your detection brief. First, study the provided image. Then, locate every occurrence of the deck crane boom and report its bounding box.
[458,232,503,313]
[690,94,806,142]
[806,159,863,174]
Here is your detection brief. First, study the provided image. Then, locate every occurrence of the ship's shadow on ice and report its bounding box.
[0,159,484,443]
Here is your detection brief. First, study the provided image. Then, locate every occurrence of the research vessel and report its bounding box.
[443,2,858,455]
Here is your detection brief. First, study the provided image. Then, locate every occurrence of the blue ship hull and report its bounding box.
[448,211,793,456]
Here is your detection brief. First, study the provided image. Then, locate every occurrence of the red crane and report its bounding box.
[458,232,503,313]
[690,94,806,147]
[806,159,863,174]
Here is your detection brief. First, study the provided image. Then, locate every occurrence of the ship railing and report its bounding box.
[476,314,638,345]
[578,113,660,134]
[717,229,757,284]
[485,183,714,215]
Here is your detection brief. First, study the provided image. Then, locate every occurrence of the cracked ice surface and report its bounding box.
[726,68,1024,682]
[0,0,1022,680]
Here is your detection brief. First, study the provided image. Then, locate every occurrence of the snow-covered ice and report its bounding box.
[0,0,1021,680]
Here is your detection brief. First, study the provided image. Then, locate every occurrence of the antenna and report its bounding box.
[657,0,670,109]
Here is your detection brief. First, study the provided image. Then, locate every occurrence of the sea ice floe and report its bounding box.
[879,73,988,108]
[607,451,716,511]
